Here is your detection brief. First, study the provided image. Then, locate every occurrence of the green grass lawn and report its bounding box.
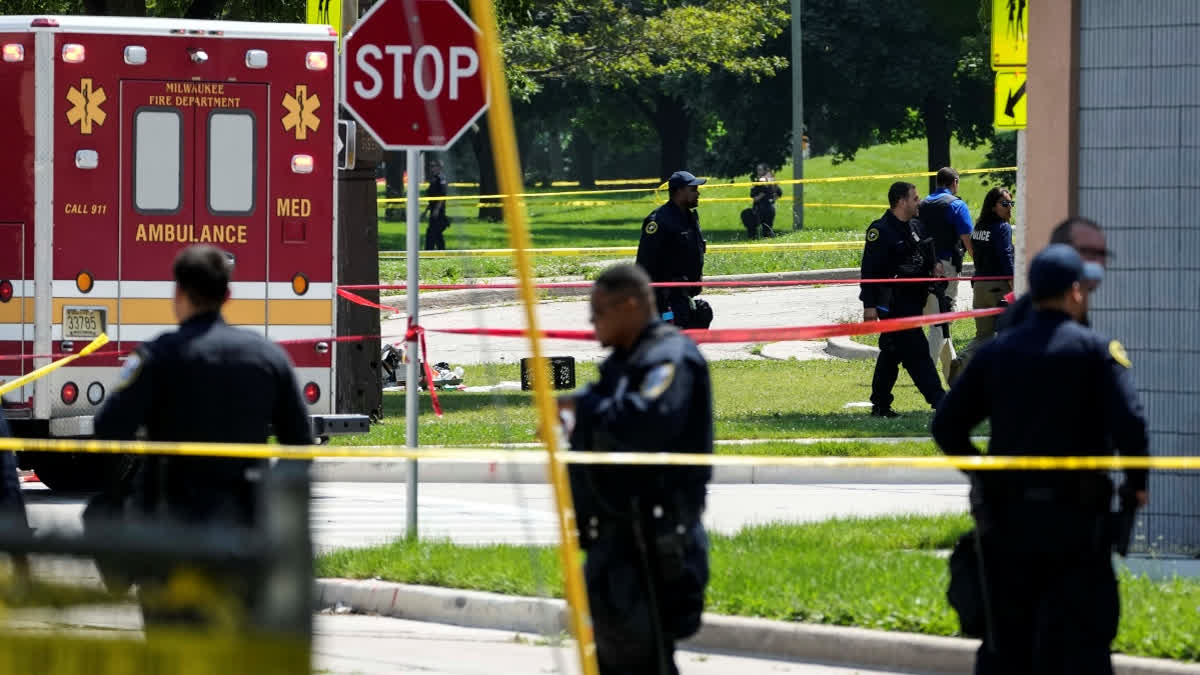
[376,138,1001,281]
[316,514,1200,662]
[330,360,979,449]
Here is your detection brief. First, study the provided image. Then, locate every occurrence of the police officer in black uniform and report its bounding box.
[636,170,713,329]
[0,416,31,582]
[747,163,782,239]
[561,263,712,675]
[996,216,1110,333]
[0,417,27,525]
[424,159,450,250]
[94,244,313,627]
[931,244,1149,675]
[860,182,945,417]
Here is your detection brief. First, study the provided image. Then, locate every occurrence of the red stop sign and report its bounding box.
[341,0,489,150]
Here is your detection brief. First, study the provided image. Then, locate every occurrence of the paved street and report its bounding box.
[382,284,977,364]
[23,481,969,553]
[311,481,970,550]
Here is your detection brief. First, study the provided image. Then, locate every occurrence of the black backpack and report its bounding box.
[918,193,963,262]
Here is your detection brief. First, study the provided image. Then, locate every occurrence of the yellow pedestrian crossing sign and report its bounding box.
[992,0,1028,68]
[307,0,342,47]
[995,70,1027,130]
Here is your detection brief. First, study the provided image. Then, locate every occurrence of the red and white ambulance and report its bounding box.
[0,15,365,489]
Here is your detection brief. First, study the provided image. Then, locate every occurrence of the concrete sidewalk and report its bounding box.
[310,458,967,485]
[316,580,1200,675]
[379,265,978,311]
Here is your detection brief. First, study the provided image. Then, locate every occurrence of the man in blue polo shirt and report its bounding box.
[917,167,973,382]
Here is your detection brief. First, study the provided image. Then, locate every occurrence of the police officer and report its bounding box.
[996,216,1110,333]
[424,159,450,250]
[0,415,31,582]
[636,170,713,329]
[861,182,946,417]
[94,244,313,628]
[0,417,27,525]
[931,244,1149,675]
[948,187,1015,381]
[561,263,711,675]
[919,167,974,380]
[747,163,782,238]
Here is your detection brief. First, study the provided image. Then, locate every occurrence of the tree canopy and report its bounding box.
[4,0,1006,188]
[802,0,992,189]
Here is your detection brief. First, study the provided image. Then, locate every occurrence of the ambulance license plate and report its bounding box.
[63,307,106,339]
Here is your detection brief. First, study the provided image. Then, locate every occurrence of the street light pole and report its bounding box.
[791,0,804,230]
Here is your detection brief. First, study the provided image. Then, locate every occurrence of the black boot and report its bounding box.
[870,405,900,418]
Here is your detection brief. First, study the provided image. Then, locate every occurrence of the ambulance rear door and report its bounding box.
[119,80,269,347]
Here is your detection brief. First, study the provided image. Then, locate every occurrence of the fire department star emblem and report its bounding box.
[66,78,107,135]
[282,84,321,141]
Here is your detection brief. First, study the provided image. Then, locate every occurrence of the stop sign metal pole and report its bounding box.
[405,149,420,540]
[341,0,493,546]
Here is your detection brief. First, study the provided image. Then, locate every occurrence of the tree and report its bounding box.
[802,0,992,191]
[702,28,794,178]
[495,0,789,180]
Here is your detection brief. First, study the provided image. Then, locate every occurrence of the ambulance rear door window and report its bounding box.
[207,110,256,215]
[133,108,183,214]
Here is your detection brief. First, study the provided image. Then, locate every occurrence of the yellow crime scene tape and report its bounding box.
[0,631,309,675]
[0,437,1195,471]
[466,0,599,671]
[378,240,863,258]
[1,330,1189,675]
[380,185,667,204]
[0,334,110,398]
[378,166,1018,205]
[383,199,884,209]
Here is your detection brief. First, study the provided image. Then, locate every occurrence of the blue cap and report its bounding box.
[1029,243,1104,300]
[668,170,707,190]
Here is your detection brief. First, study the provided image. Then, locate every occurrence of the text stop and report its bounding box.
[352,44,480,101]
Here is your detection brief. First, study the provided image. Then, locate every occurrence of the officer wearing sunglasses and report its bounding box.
[950,187,1016,381]
[994,216,1112,335]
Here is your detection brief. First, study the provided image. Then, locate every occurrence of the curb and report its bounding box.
[825,336,879,359]
[314,580,1198,675]
[309,458,966,485]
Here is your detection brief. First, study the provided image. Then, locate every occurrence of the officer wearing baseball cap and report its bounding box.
[932,244,1149,674]
[635,171,713,329]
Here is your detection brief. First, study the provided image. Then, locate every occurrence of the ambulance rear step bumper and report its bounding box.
[10,414,370,442]
[310,414,370,440]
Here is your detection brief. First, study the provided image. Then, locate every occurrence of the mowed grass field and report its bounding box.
[377,138,1007,282]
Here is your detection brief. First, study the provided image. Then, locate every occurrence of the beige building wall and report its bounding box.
[1024,0,1078,254]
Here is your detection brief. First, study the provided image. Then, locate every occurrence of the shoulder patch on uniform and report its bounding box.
[1109,340,1132,368]
[640,363,676,400]
[644,221,659,235]
[114,352,145,392]
[866,227,880,242]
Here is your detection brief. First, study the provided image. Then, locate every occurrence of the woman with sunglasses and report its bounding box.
[950,187,1015,382]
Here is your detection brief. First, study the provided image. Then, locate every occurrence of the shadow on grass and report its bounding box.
[718,410,936,438]
[378,391,532,417]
